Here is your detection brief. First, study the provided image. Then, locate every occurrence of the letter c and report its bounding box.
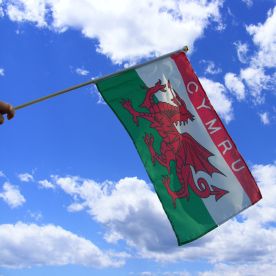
[187,81,198,95]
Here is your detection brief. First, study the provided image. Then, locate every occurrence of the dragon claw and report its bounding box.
[154,79,166,92]
[121,98,131,108]
[133,117,139,126]
[121,99,129,109]
[162,175,170,187]
[155,79,162,86]
[162,176,177,207]
[144,133,156,164]
[121,99,139,125]
[144,133,154,146]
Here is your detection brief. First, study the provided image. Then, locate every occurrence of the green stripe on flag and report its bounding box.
[96,68,217,245]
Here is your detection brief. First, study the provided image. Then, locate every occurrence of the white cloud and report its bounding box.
[0,222,126,268]
[0,68,4,76]
[241,0,253,8]
[163,273,190,276]
[67,202,85,212]
[75,68,90,76]
[18,172,34,182]
[0,182,26,208]
[230,8,276,105]
[48,161,276,269]
[240,66,271,103]
[243,163,276,224]
[95,91,105,104]
[91,85,106,104]
[198,162,276,275]
[234,41,249,64]
[200,263,276,276]
[139,272,191,276]
[140,272,155,276]
[4,0,223,64]
[27,210,43,221]
[0,171,6,178]
[224,72,245,101]
[53,176,179,259]
[199,77,234,123]
[6,0,48,27]
[246,6,276,68]
[38,179,55,189]
[259,112,270,125]
[0,0,3,17]
[202,60,222,75]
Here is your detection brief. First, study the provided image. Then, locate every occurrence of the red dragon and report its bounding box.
[121,80,228,207]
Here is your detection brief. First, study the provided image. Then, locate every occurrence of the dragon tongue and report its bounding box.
[210,185,229,201]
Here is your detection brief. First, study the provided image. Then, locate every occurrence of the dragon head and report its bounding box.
[169,104,195,126]
[168,80,195,125]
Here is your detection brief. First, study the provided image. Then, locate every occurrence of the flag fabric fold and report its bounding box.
[96,51,262,245]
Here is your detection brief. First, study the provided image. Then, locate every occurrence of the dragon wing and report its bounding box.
[180,133,223,176]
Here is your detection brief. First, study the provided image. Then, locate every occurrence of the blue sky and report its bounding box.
[0,0,276,275]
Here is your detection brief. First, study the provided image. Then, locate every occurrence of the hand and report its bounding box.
[0,101,15,124]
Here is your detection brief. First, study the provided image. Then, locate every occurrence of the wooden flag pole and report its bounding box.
[14,46,188,111]
[14,79,96,111]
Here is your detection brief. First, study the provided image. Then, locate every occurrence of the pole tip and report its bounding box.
[183,45,189,52]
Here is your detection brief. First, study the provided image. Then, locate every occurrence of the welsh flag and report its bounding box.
[96,51,262,245]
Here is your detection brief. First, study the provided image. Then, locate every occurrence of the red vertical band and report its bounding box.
[171,52,262,204]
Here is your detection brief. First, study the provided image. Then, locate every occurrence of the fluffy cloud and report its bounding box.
[0,171,6,177]
[6,0,48,27]
[199,77,233,123]
[224,65,272,105]
[200,263,276,276]
[18,173,56,189]
[140,272,190,276]
[243,163,276,224]
[259,112,270,125]
[46,160,276,272]
[229,7,276,104]
[0,182,26,208]
[246,6,276,68]
[234,41,249,64]
[241,0,253,8]
[75,68,90,76]
[0,0,3,17]
[0,68,4,76]
[0,222,126,268]
[67,202,85,212]
[3,0,223,64]
[27,211,43,221]
[38,179,55,189]
[224,72,245,101]
[240,66,271,103]
[53,176,177,257]
[198,162,276,275]
[18,172,34,182]
[202,60,222,75]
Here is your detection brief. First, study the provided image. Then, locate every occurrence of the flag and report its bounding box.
[96,51,262,245]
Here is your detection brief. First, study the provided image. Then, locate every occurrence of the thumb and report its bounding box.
[7,105,15,120]
[0,114,4,124]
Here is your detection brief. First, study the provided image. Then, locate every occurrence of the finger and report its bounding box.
[0,101,11,114]
[7,105,15,120]
[0,114,4,124]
